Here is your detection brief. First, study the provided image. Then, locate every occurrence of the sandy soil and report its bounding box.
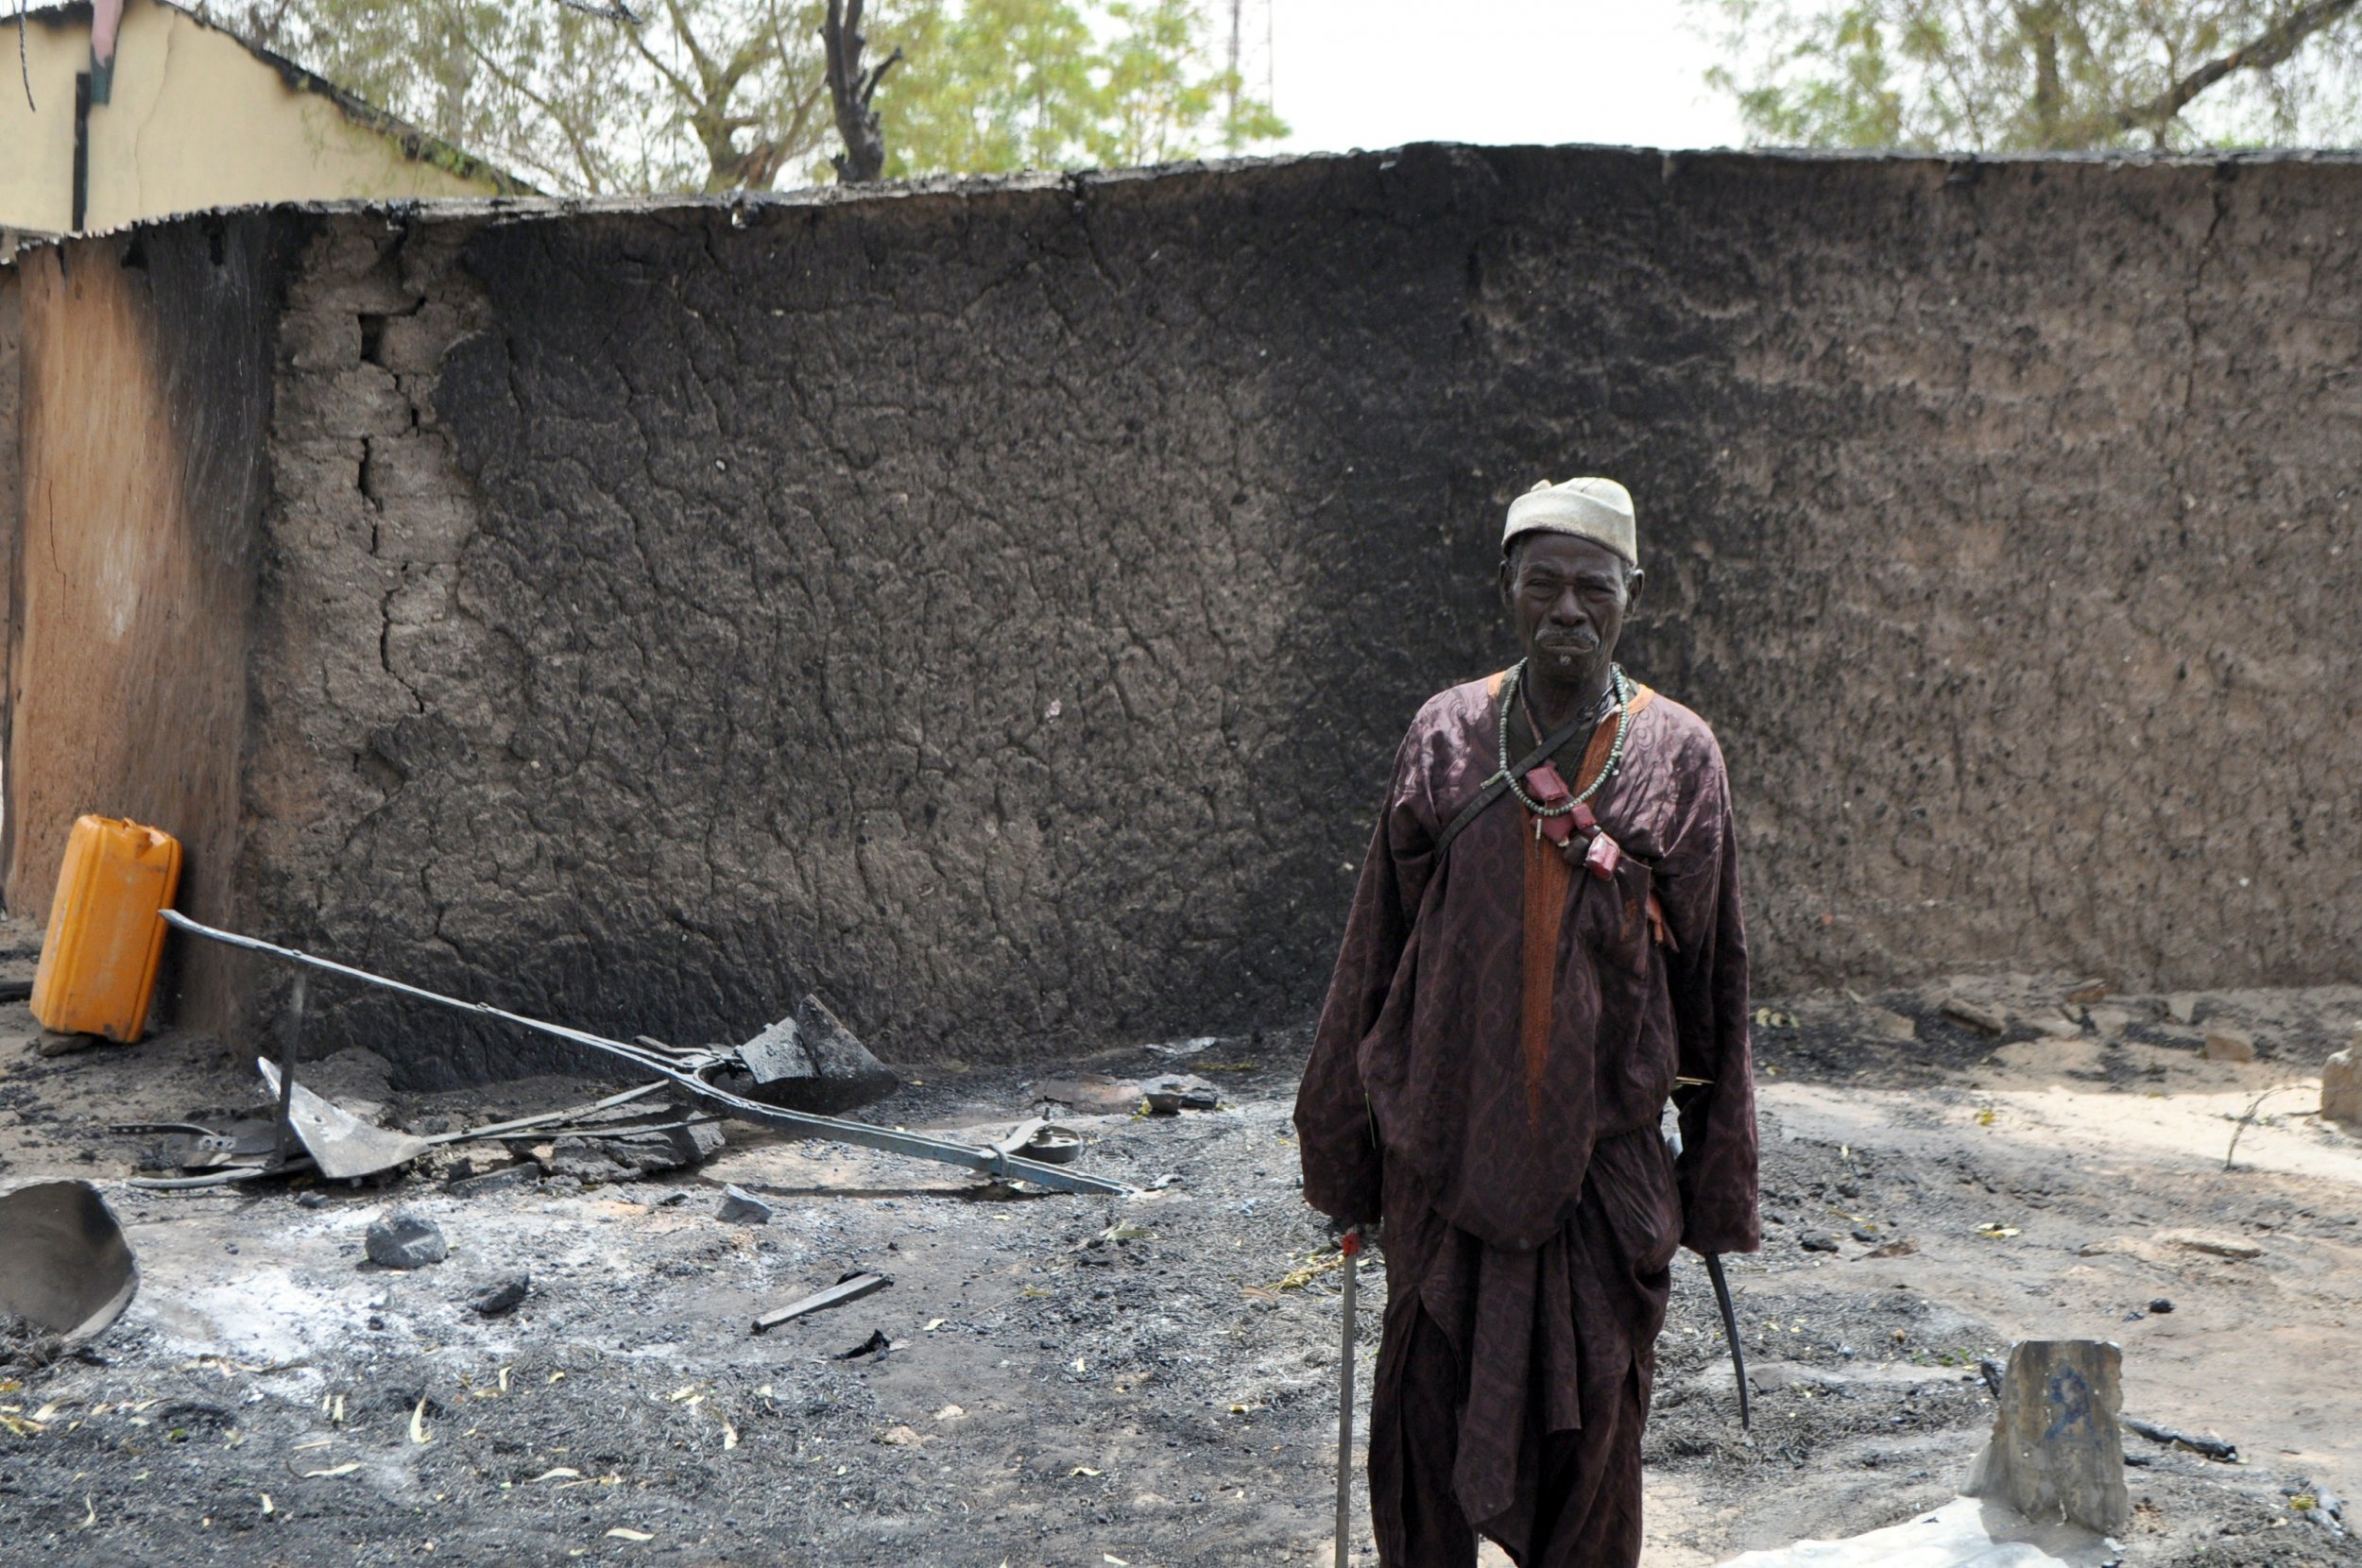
[1,953,2358,1567]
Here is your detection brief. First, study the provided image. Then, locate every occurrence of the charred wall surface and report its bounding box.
[240,183,1441,1080]
[224,148,2362,1082]
[3,220,286,1029]
[9,146,2354,1079]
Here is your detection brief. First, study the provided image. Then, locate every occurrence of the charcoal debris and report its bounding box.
[470,1272,531,1317]
[1141,1074,1219,1115]
[365,1209,449,1270]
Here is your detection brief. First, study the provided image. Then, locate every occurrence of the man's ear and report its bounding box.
[1625,567,1646,613]
[1498,553,1517,610]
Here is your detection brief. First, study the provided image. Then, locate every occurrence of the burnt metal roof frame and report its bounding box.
[159,909,1132,1197]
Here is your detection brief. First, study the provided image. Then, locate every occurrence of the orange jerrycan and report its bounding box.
[30,816,183,1044]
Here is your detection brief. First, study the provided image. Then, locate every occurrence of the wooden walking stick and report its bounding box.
[1334,1226,1362,1568]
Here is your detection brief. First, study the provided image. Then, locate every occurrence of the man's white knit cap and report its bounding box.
[1502,477,1636,565]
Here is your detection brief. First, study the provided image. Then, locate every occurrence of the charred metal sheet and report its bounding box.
[257,1059,430,1180]
[725,996,899,1116]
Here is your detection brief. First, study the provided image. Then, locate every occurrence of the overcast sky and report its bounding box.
[1260,1,1749,155]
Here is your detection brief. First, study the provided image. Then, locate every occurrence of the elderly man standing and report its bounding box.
[1294,478,1759,1567]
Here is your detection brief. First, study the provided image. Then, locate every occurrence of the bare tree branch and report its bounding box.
[2116,0,2362,139]
[459,31,610,193]
[656,0,721,97]
[553,0,641,22]
[624,15,699,109]
[631,0,794,189]
[863,45,901,107]
[19,0,34,113]
[821,0,895,183]
[761,0,830,165]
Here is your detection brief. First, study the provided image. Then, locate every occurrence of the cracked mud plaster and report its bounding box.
[230,148,2362,1084]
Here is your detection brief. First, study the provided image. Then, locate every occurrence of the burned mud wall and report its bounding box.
[1,219,287,1029]
[0,148,2332,1075]
[239,189,1426,1081]
[214,148,2362,1084]
[1,261,20,885]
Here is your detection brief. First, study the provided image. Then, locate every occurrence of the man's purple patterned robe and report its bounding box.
[1294,673,1759,1567]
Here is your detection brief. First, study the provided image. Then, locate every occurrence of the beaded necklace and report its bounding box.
[1516,662,1614,753]
[1496,658,1635,819]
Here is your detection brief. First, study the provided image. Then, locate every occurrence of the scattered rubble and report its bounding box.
[161,911,1123,1194]
[2202,1029,2257,1063]
[1941,997,2010,1035]
[2,968,2359,1565]
[716,1185,775,1224]
[364,1209,449,1270]
[543,1102,727,1184]
[470,1271,531,1317]
[1142,1074,1220,1115]
[723,996,901,1115]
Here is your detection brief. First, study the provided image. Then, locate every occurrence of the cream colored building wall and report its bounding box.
[0,14,86,234]
[0,0,503,236]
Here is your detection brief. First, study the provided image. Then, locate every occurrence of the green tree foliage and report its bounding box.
[876,0,1103,173]
[882,0,1281,174]
[203,0,1283,195]
[1697,0,2362,151]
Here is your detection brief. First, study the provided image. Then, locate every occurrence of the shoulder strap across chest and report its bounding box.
[1432,672,1656,862]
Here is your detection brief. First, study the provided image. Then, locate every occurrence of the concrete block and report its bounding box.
[1966,1339,2130,1535]
[2323,1041,2361,1129]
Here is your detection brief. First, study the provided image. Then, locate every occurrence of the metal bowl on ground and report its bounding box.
[0,1180,140,1345]
[1020,1125,1084,1164]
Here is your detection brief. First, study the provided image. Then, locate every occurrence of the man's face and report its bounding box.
[1498,532,1643,683]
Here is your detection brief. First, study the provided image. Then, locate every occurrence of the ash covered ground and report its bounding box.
[2,963,2359,1567]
